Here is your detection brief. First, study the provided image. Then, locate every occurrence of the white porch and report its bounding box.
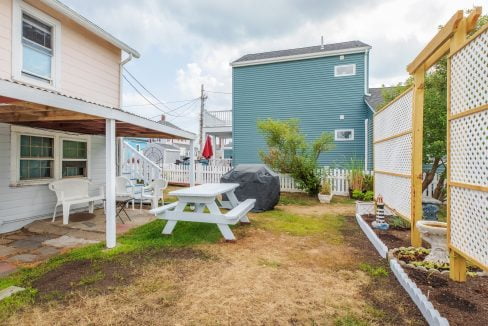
[0,79,197,248]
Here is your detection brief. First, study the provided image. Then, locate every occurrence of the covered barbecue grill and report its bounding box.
[220,164,280,212]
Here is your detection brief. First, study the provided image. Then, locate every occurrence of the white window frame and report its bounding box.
[61,137,89,179]
[10,125,90,186]
[334,64,356,77]
[12,0,62,89]
[334,129,355,141]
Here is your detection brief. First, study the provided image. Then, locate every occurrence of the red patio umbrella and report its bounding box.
[201,135,213,159]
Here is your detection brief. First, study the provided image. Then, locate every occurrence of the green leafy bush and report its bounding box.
[363,174,374,192]
[363,191,374,201]
[352,189,364,200]
[257,118,335,195]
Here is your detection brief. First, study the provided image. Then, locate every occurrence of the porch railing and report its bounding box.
[203,110,232,127]
[122,141,162,183]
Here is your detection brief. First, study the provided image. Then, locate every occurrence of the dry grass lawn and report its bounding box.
[4,194,425,325]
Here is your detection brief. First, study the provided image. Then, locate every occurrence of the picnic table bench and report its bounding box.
[150,183,256,241]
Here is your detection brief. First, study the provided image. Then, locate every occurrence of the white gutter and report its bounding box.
[364,49,371,96]
[365,99,376,114]
[230,46,372,67]
[41,0,140,58]
[119,53,133,109]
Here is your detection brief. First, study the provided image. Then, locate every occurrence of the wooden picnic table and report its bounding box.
[150,183,256,241]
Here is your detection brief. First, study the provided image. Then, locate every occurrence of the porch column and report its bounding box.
[189,139,195,186]
[106,119,117,248]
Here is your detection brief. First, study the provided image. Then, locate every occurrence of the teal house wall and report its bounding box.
[232,50,372,170]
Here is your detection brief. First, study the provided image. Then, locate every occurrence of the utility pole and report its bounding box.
[199,84,207,154]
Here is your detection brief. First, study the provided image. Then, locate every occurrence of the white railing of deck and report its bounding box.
[122,142,162,183]
[204,110,232,127]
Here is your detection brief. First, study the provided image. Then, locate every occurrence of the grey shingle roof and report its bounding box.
[232,40,371,64]
[364,87,395,111]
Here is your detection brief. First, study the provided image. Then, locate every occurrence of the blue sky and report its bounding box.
[62,0,484,133]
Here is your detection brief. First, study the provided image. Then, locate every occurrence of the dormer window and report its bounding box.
[22,14,53,82]
[12,0,61,88]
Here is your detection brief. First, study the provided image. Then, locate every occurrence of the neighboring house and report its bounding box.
[202,110,232,159]
[0,0,195,237]
[231,40,374,170]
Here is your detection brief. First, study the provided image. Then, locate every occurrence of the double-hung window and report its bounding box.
[62,140,88,178]
[21,14,53,82]
[19,135,54,180]
[11,126,90,185]
[12,0,60,87]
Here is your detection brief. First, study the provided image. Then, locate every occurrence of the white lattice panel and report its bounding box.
[374,133,412,175]
[374,89,413,141]
[450,110,488,186]
[450,28,488,115]
[374,173,411,219]
[449,186,488,266]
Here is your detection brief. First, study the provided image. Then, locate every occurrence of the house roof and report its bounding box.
[231,40,371,67]
[364,87,395,111]
[41,0,140,58]
[0,79,196,140]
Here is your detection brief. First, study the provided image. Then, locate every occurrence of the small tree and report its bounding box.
[257,118,334,195]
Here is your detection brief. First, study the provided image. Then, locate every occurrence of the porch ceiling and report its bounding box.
[0,79,196,140]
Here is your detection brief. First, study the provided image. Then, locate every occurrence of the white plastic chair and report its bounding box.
[116,176,135,210]
[140,179,168,210]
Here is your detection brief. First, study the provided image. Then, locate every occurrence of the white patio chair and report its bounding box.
[116,176,135,210]
[140,179,168,210]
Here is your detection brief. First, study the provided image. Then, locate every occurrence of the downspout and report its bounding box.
[118,53,133,176]
[364,50,371,96]
[364,119,368,171]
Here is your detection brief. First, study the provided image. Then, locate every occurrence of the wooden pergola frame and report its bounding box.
[406,7,483,282]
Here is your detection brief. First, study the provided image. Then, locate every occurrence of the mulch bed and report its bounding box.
[405,267,488,326]
[361,214,411,248]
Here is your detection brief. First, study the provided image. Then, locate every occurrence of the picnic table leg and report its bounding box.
[225,191,251,224]
[207,201,236,241]
[162,201,186,235]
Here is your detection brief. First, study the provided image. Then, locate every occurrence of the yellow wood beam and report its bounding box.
[410,68,424,247]
[466,6,482,31]
[407,10,463,74]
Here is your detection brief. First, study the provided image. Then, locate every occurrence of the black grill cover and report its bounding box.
[221,164,280,212]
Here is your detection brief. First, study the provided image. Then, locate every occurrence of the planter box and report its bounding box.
[355,201,375,216]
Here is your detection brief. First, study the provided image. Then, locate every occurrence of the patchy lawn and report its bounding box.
[0,192,425,325]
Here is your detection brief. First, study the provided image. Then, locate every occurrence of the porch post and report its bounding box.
[106,119,117,248]
[189,139,195,186]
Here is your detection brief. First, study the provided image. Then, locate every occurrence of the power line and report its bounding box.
[148,98,199,120]
[168,100,198,121]
[123,98,197,108]
[123,75,184,118]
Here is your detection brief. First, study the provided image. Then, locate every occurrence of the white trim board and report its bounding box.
[0,79,196,140]
[230,47,371,67]
[355,214,388,258]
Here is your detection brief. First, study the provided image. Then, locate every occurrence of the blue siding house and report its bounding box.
[231,40,375,170]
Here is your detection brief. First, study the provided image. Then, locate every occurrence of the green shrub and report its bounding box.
[257,118,335,195]
[352,189,364,200]
[363,174,374,192]
[363,191,374,201]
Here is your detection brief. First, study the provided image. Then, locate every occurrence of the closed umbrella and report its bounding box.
[202,135,213,159]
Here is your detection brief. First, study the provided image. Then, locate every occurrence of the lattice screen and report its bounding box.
[448,28,488,268]
[374,89,413,219]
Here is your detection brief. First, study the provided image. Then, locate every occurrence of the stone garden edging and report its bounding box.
[355,214,388,258]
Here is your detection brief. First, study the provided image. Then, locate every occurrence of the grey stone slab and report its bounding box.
[8,254,39,263]
[26,234,57,242]
[34,246,60,256]
[0,286,25,301]
[0,245,19,257]
[10,239,42,250]
[81,222,96,228]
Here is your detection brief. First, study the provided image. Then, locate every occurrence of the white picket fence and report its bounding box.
[162,164,445,197]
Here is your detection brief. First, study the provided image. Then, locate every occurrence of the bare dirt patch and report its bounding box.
[405,267,488,326]
[362,214,411,248]
[7,203,426,325]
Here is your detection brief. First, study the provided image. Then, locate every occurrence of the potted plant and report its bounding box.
[355,190,375,216]
[318,178,333,203]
